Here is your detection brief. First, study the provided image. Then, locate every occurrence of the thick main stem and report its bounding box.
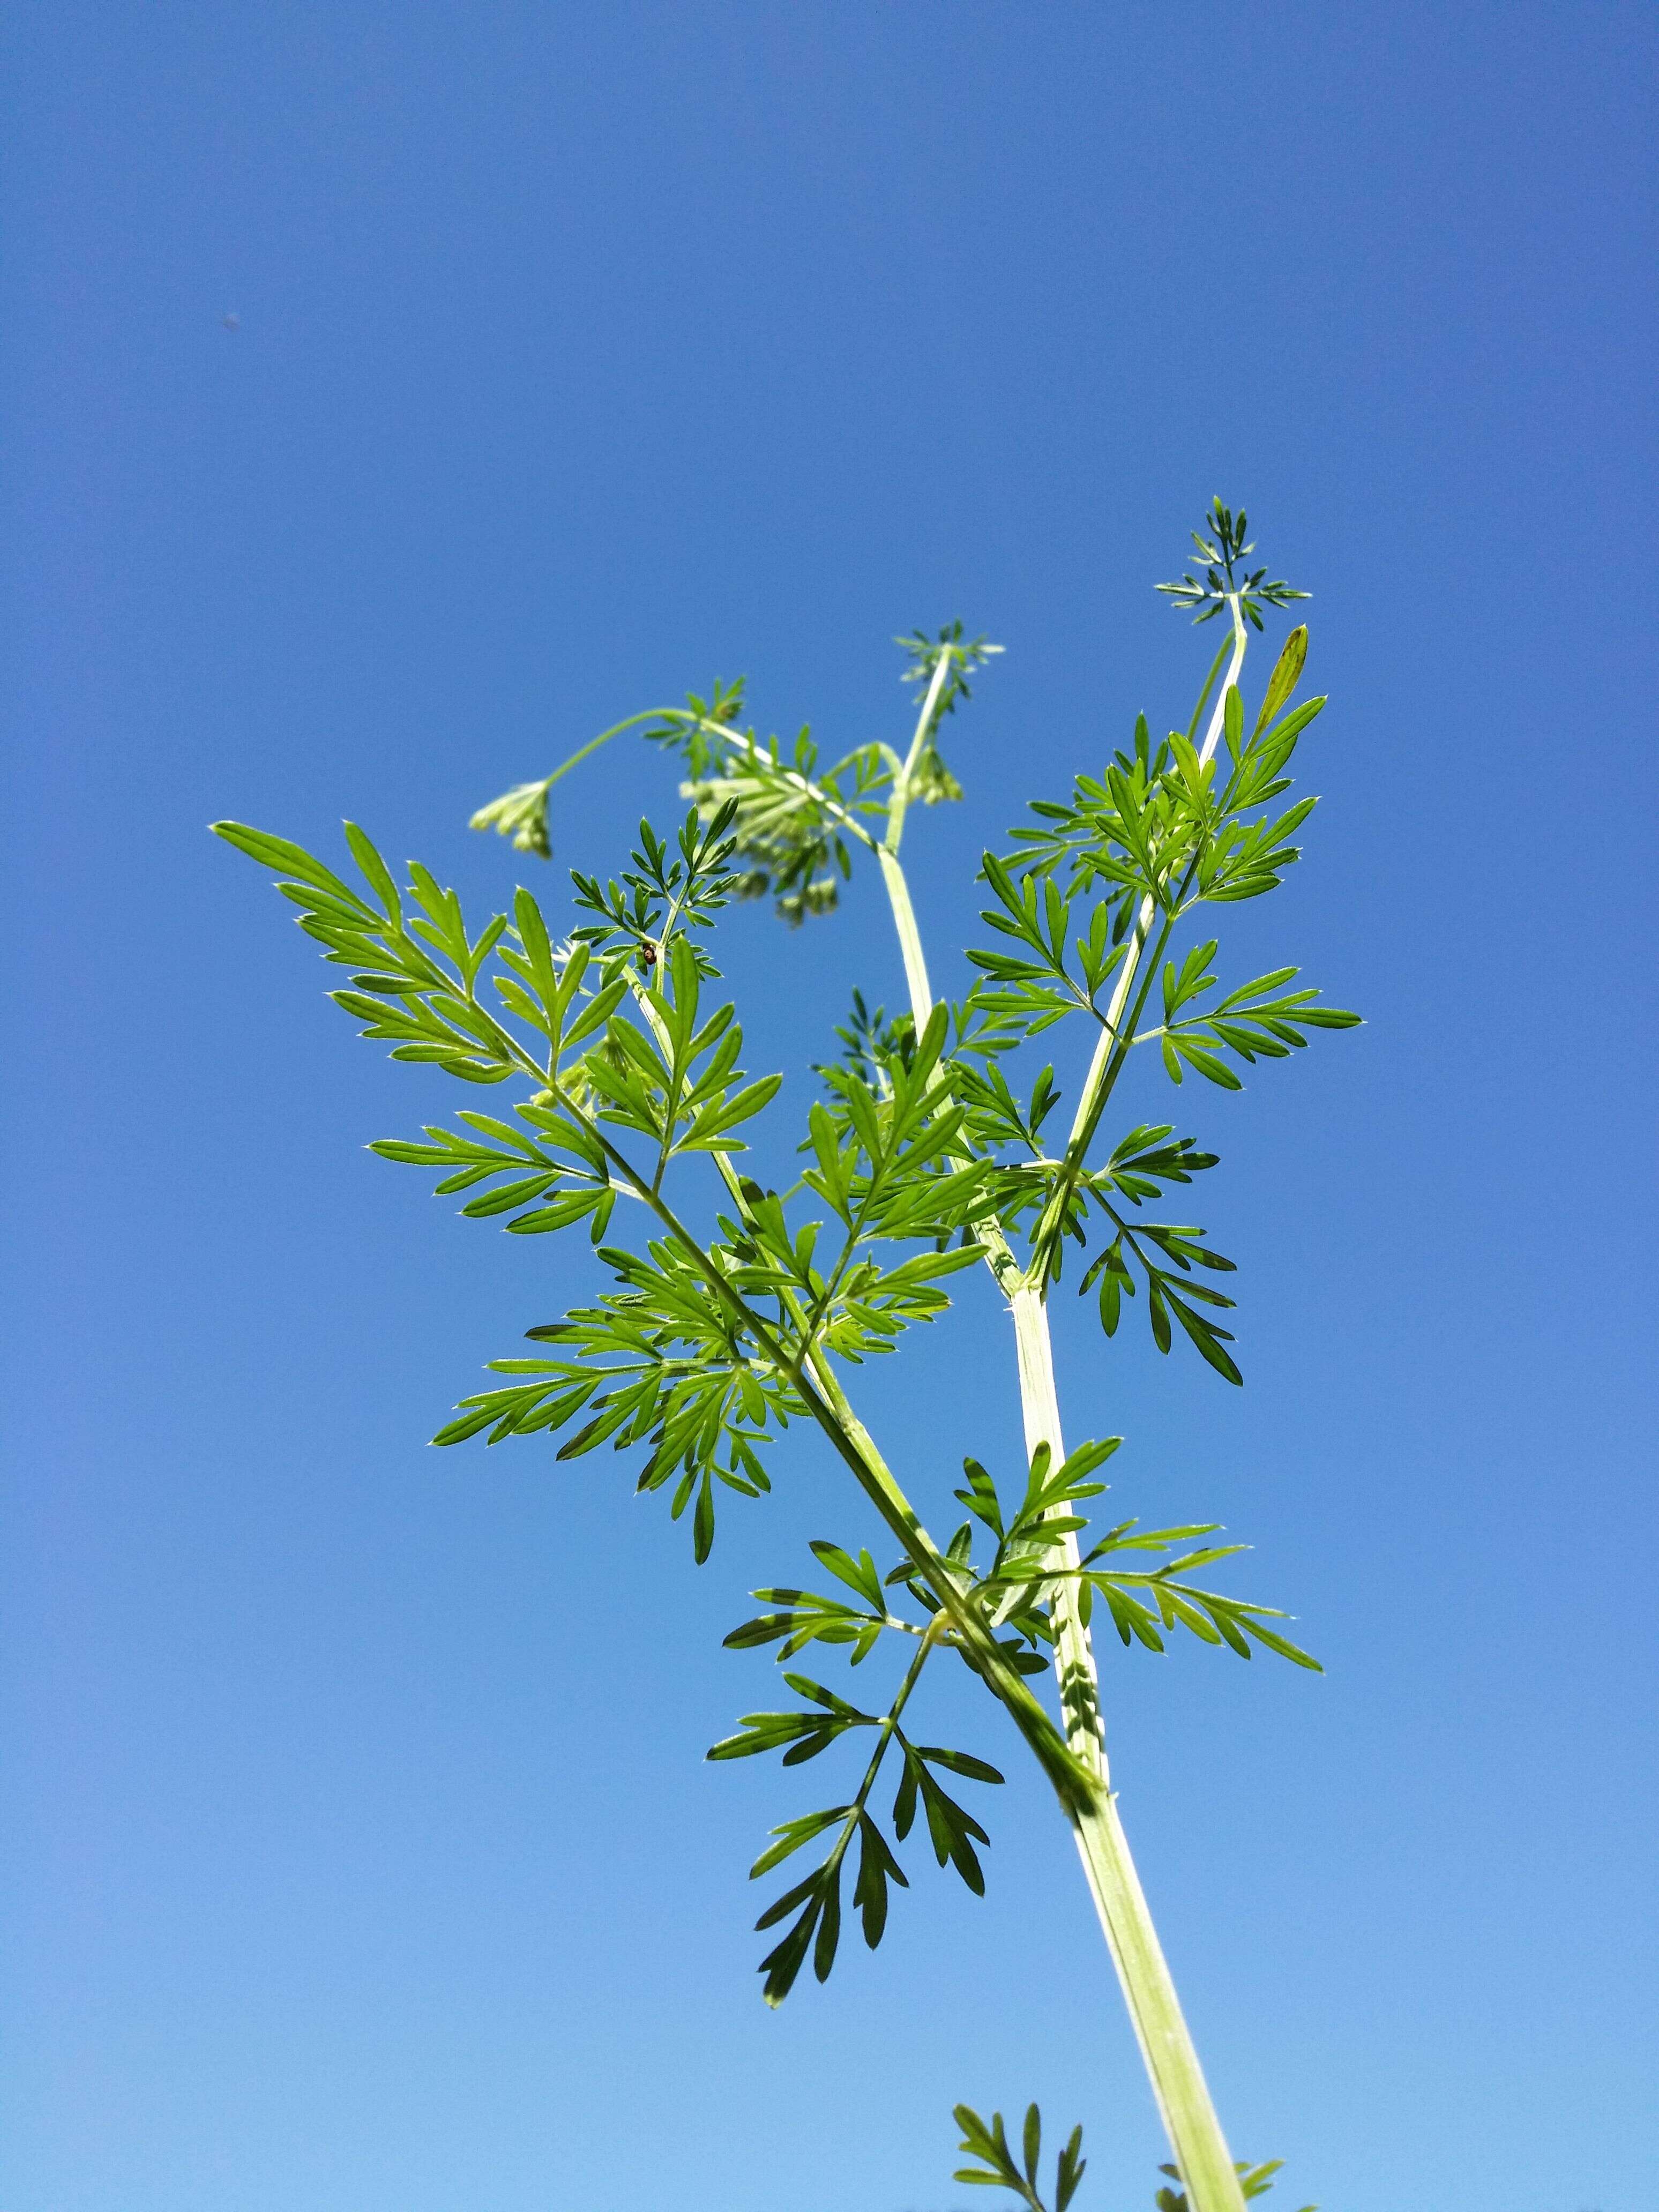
[877,627,1251,2212]
[878,848,934,1025]
[1010,1289,1245,2212]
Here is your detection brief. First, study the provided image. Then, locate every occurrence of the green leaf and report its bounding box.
[341,821,402,917]
[1057,1436,1122,1486]
[1060,2131,1089,2211]
[916,1745,1005,1785]
[808,1540,887,1611]
[853,1812,907,1948]
[1254,624,1308,734]
[1147,1275,1171,1353]
[213,822,367,909]
[506,1187,609,1234]
[748,1807,848,1879]
[681,1072,783,1150]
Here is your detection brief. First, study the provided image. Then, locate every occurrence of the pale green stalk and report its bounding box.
[877,848,936,1029]
[884,641,956,879]
[1008,1290,1244,2212]
[1053,595,1247,1180]
[875,624,1253,2212]
[467,711,667,845]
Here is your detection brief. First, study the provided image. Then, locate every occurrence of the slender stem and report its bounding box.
[469,711,672,834]
[1078,593,1247,1136]
[885,646,955,859]
[871,651,954,1023]
[1027,902,1178,1271]
[1200,598,1250,767]
[864,631,1252,2212]
[537,1062,1091,1804]
[827,1618,941,1873]
[876,738,1025,1321]
[1030,595,1250,1275]
[539,718,641,790]
[1072,1789,1245,2211]
[798,1346,1092,1809]
[1185,634,1236,748]
[1007,1289,1100,1767]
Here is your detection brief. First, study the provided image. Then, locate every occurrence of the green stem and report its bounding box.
[875,645,955,1022]
[828,1619,940,1871]
[884,643,955,860]
[468,710,671,836]
[1029,595,1250,1276]
[798,1346,1092,1810]
[1200,597,1250,765]
[458,906,1067,1794]
[868,642,1250,2212]
[878,847,935,1023]
[1185,633,1235,749]
[1010,1289,1245,2212]
[538,1065,1092,1807]
[1027,903,1177,1270]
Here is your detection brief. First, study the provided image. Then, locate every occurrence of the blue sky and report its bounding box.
[4,8,1655,2211]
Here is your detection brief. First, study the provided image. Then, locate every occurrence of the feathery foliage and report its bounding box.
[217,504,1354,2212]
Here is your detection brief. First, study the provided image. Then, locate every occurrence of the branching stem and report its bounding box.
[535,1059,1093,1806]
[1029,594,1249,1276]
[872,611,1252,2212]
[826,1617,941,1873]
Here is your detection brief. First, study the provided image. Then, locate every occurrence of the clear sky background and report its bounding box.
[4,8,1656,2211]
